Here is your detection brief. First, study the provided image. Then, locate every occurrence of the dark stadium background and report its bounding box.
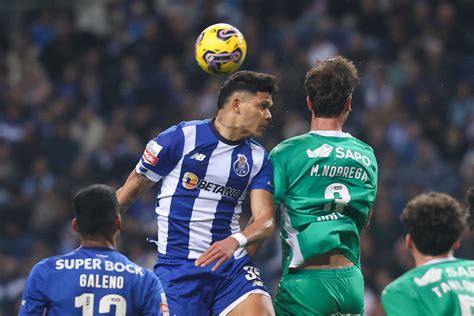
[0,0,473,315]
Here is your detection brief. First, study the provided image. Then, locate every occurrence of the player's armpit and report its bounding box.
[116,170,155,213]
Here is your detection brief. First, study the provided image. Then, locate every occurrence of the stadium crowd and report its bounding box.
[0,0,473,315]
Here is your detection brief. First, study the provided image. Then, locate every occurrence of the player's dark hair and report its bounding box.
[217,70,278,109]
[73,184,119,237]
[401,192,467,256]
[467,187,474,230]
[304,56,359,118]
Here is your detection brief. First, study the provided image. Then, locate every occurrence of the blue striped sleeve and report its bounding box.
[136,124,185,182]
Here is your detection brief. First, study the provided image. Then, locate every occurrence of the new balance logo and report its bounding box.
[190,153,207,161]
[414,268,443,286]
[307,144,334,158]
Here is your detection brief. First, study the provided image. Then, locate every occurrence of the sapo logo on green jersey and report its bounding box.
[306,144,372,166]
[182,172,242,198]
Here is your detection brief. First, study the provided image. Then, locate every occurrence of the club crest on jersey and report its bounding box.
[233,154,250,177]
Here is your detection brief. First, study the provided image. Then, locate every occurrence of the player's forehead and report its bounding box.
[244,91,273,106]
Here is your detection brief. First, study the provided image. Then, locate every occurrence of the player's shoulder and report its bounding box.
[349,136,376,155]
[247,138,268,153]
[384,264,435,296]
[382,271,418,306]
[178,119,211,128]
[28,251,73,277]
[160,119,210,135]
[271,133,310,155]
[453,258,474,266]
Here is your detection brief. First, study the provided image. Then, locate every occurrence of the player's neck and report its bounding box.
[80,236,116,250]
[214,115,245,142]
[310,117,344,132]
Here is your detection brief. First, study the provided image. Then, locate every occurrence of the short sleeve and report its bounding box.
[19,261,49,316]
[247,154,274,193]
[135,124,185,182]
[269,146,287,205]
[381,284,419,316]
[141,272,168,316]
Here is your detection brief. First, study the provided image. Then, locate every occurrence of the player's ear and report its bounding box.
[405,234,413,250]
[231,95,241,114]
[306,96,313,113]
[72,218,80,233]
[113,215,122,231]
[452,238,461,251]
[344,95,352,112]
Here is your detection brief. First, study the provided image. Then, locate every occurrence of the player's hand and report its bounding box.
[195,236,240,271]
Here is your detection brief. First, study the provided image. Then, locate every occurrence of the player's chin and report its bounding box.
[251,129,264,138]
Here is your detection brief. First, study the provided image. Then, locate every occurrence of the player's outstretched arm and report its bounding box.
[116,170,155,213]
[195,189,275,271]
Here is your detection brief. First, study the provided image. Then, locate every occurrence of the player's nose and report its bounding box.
[264,109,272,121]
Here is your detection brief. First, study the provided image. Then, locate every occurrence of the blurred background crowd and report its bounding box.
[0,0,473,315]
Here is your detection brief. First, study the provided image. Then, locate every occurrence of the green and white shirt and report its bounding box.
[382,257,474,316]
[269,131,378,274]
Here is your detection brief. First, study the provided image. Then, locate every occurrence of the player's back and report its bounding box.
[20,247,165,316]
[270,131,378,269]
[382,258,474,316]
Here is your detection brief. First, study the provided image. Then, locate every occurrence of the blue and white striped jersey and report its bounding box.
[135,119,274,259]
[19,247,167,316]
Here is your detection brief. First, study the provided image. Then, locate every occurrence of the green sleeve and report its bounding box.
[382,284,420,316]
[269,146,287,205]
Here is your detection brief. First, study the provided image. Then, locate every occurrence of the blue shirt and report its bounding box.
[135,119,274,259]
[19,247,167,316]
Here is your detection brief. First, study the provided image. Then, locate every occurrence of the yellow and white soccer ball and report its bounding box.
[195,23,247,75]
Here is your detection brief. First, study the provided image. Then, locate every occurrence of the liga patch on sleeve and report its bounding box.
[143,140,162,166]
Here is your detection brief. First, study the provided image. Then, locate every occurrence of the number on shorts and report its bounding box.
[243,266,260,281]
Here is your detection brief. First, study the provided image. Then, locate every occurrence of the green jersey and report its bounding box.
[269,131,378,274]
[382,258,474,316]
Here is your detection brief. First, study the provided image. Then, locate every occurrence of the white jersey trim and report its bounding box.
[157,124,197,255]
[135,163,162,182]
[219,289,270,316]
[310,130,352,138]
[281,204,304,268]
[420,256,456,266]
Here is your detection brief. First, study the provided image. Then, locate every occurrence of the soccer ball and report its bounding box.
[195,23,247,75]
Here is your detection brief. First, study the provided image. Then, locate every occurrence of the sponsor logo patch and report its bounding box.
[414,267,443,286]
[143,140,162,166]
[307,144,334,158]
[181,171,242,198]
[182,172,199,189]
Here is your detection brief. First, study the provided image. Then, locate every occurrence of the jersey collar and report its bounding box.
[209,118,244,145]
[309,130,352,138]
[420,256,456,266]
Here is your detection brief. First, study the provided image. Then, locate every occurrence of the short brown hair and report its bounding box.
[304,56,359,118]
[216,70,278,109]
[401,192,467,255]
